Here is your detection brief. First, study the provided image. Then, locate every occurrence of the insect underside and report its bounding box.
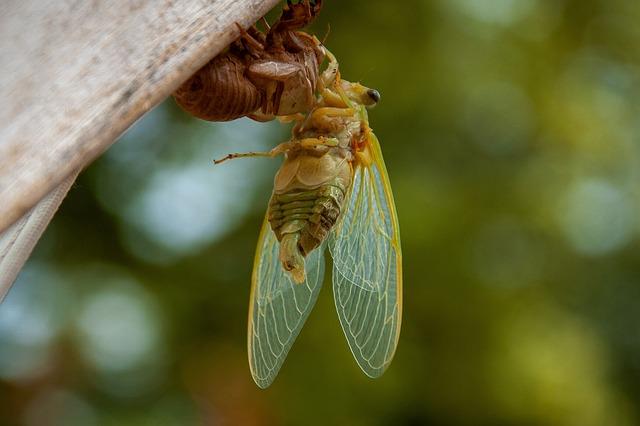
[268,163,350,283]
[186,0,402,389]
[213,44,402,388]
[215,51,377,283]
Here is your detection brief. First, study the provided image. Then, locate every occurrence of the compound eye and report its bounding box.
[367,89,381,103]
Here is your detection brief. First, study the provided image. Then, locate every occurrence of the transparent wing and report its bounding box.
[248,217,326,388]
[330,133,402,378]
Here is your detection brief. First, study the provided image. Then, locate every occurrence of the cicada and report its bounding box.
[174,0,325,122]
[215,52,402,388]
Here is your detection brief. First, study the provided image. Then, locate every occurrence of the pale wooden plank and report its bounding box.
[0,0,281,233]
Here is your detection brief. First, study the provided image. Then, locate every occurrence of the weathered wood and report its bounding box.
[0,0,281,233]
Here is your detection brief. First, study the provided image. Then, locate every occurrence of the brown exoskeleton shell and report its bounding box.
[173,0,325,122]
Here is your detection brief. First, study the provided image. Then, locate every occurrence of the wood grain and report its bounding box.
[0,0,281,233]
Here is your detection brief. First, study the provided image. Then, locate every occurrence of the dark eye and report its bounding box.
[367,89,381,103]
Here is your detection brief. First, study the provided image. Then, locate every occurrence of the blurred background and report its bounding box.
[2,0,640,424]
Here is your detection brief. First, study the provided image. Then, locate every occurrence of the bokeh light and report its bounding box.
[449,0,537,26]
[71,266,167,398]
[0,263,72,382]
[75,282,162,373]
[558,178,634,256]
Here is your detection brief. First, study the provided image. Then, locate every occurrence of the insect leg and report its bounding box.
[297,137,339,148]
[277,113,306,123]
[303,106,355,131]
[213,141,293,165]
[248,111,277,122]
[234,23,264,57]
[319,88,345,108]
[320,48,340,90]
[246,61,301,81]
[272,81,286,115]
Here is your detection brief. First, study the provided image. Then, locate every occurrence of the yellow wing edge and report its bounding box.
[368,131,403,361]
[247,215,271,383]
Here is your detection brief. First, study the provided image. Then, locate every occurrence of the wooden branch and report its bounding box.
[0,0,281,233]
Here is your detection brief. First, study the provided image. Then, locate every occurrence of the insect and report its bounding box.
[214,51,402,388]
[173,0,325,122]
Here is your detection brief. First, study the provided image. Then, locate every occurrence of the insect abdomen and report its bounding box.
[173,55,263,122]
[268,182,347,283]
[270,184,345,250]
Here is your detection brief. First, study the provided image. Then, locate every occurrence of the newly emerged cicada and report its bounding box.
[215,52,402,388]
[174,0,325,122]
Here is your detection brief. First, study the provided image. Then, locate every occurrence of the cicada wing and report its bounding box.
[248,217,326,388]
[329,133,402,378]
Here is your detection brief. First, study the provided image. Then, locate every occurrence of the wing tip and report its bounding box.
[360,366,386,379]
[249,356,278,389]
[252,375,274,389]
[356,356,396,379]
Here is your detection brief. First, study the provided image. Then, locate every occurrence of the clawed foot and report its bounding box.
[277,0,323,31]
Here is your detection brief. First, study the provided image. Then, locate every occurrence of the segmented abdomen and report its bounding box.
[266,147,352,282]
[268,183,346,257]
[174,55,263,122]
